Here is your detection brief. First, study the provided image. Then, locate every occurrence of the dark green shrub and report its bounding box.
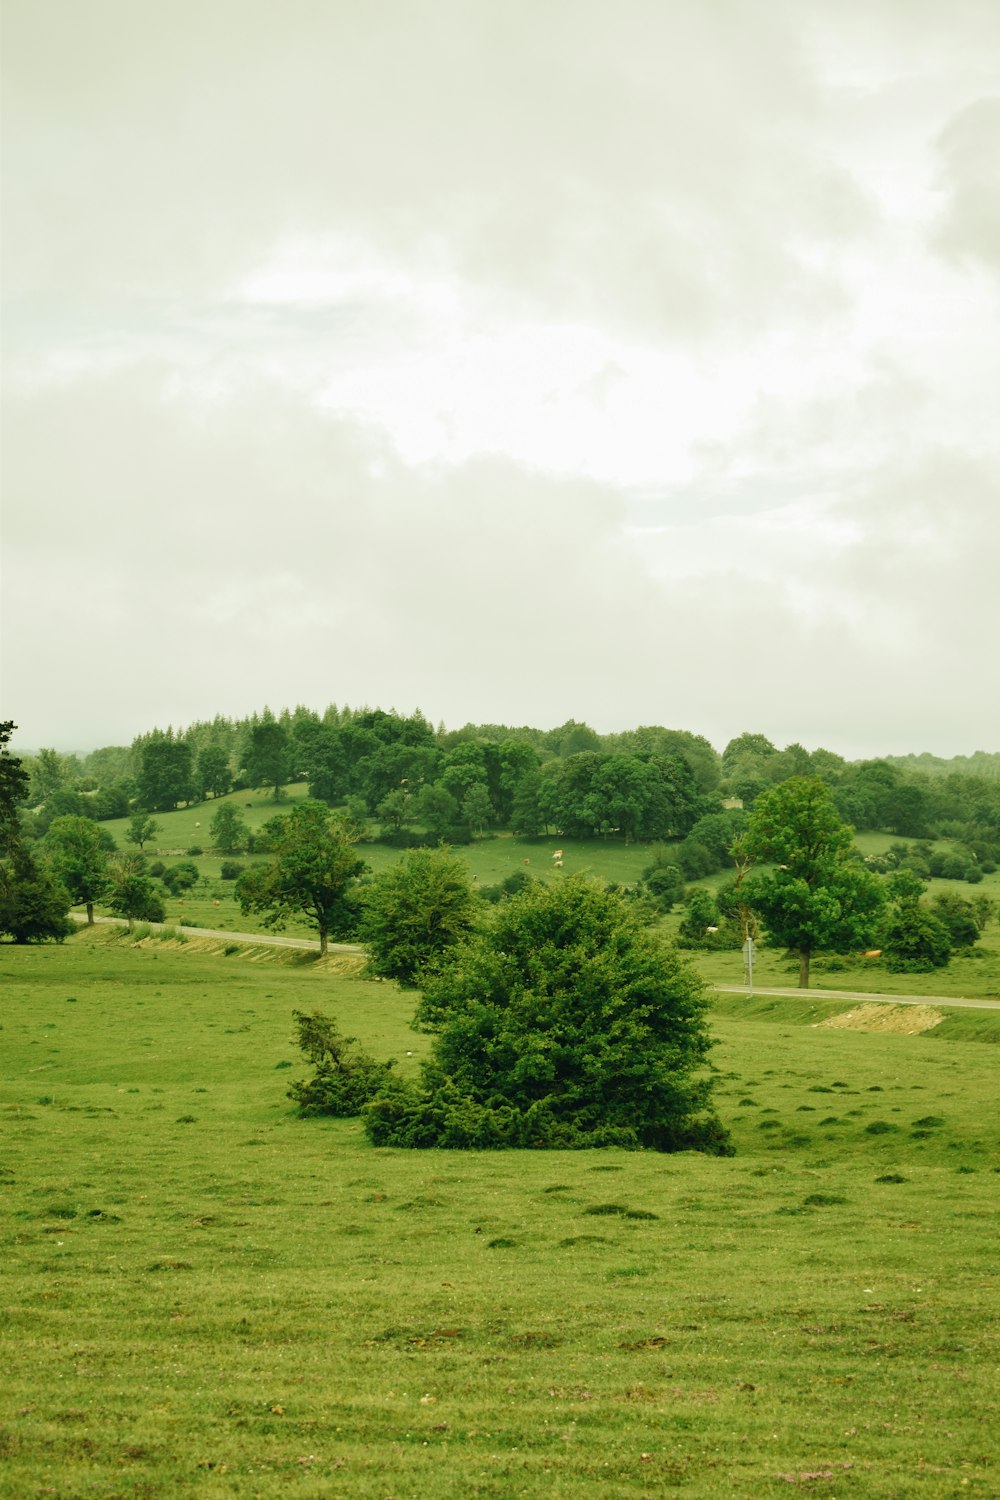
[287,1010,395,1117]
[186,845,204,857]
[363,875,731,1154]
[162,861,199,895]
[220,860,244,880]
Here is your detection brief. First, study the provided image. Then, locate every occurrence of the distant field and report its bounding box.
[1,930,997,1497]
[86,792,1000,1000]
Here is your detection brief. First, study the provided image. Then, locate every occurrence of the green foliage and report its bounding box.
[219,859,244,880]
[242,717,292,800]
[286,1009,396,1116]
[161,861,200,896]
[744,777,886,987]
[44,815,109,922]
[196,743,232,799]
[125,812,159,849]
[106,854,166,931]
[931,892,980,949]
[136,734,193,811]
[0,848,73,943]
[478,869,535,904]
[236,800,364,954]
[883,902,953,972]
[209,802,249,854]
[366,876,729,1153]
[359,846,479,986]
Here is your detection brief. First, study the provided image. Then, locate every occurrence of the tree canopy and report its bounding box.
[236,801,364,954]
[359,846,479,986]
[744,777,885,987]
[364,875,730,1153]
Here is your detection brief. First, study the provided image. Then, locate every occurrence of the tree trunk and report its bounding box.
[86,902,94,925]
[798,950,810,988]
[319,928,328,957]
[127,914,134,934]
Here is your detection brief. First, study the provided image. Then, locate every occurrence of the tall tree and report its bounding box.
[209,802,250,854]
[197,744,232,799]
[45,815,109,924]
[137,734,194,811]
[243,719,292,800]
[744,777,885,988]
[236,801,364,955]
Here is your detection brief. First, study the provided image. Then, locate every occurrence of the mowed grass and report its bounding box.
[2,931,998,1498]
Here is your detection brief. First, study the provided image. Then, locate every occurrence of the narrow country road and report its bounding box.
[70,912,363,954]
[70,913,1000,1010]
[713,983,1000,1012]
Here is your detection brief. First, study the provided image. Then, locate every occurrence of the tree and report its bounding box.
[137,734,194,811]
[106,854,166,932]
[45,815,109,924]
[286,1010,396,1116]
[744,777,885,988]
[209,802,250,854]
[359,847,479,986]
[0,848,73,943]
[462,783,493,838]
[126,813,159,850]
[0,722,30,854]
[883,902,952,972]
[197,744,232,799]
[363,876,730,1154]
[243,718,291,800]
[30,747,68,805]
[236,801,364,955]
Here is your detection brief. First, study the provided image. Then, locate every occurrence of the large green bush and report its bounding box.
[363,875,730,1153]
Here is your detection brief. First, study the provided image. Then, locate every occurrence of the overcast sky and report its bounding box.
[3,1,998,760]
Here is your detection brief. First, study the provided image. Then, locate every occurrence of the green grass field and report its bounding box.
[2,929,997,1497]
[88,793,1000,1001]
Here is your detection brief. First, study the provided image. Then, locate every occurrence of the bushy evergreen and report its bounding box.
[363,875,730,1154]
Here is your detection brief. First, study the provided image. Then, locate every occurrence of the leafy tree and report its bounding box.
[883,903,952,972]
[286,1010,396,1116]
[209,802,249,854]
[931,892,980,949]
[462,783,493,838]
[30,747,68,805]
[743,777,886,988]
[0,722,30,854]
[45,815,109,924]
[137,734,194,811]
[92,782,130,820]
[377,787,413,833]
[364,876,730,1154]
[415,783,460,840]
[236,801,364,955]
[677,887,722,947]
[126,813,159,850]
[243,718,292,800]
[197,744,232,799]
[106,854,165,932]
[642,862,685,913]
[161,861,200,895]
[359,846,479,986]
[0,848,73,943]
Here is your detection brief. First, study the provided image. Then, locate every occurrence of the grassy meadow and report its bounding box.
[89,791,1000,1001]
[2,927,997,1498]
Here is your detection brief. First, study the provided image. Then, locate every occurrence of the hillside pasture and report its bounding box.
[1,930,997,1497]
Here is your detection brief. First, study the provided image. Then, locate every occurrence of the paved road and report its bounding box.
[70,912,363,954]
[72,915,1000,1008]
[713,983,1000,1011]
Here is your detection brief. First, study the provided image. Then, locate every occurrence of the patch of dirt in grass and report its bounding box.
[820,1003,944,1035]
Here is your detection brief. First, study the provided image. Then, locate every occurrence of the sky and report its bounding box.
[3,0,999,760]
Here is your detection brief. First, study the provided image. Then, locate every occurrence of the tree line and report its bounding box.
[13,709,1000,875]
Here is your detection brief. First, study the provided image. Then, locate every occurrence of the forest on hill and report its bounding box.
[14,705,1000,883]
